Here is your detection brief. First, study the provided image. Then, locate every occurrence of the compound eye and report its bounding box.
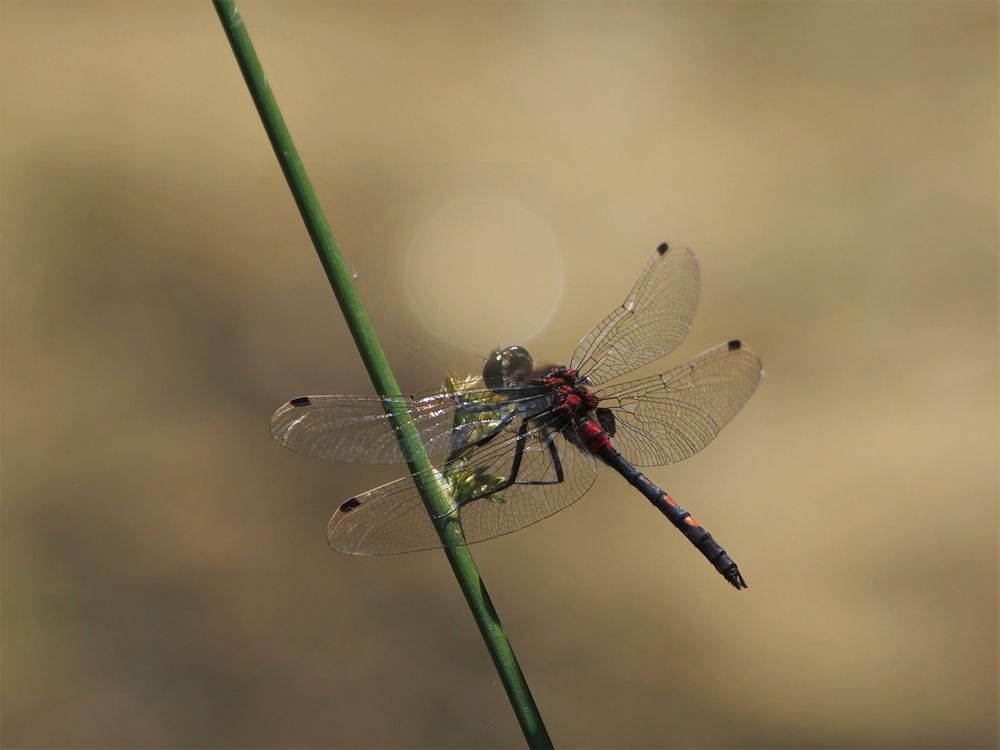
[502,345,534,374]
[483,346,534,392]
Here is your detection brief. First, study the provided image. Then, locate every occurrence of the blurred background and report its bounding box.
[1,1,996,747]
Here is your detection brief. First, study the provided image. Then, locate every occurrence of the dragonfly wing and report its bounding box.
[327,415,597,554]
[270,393,513,464]
[327,474,442,555]
[594,340,763,467]
[569,243,699,386]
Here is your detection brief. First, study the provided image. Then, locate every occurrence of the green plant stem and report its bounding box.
[211,2,553,747]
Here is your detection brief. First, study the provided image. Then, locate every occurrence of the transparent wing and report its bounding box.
[593,340,763,467]
[327,414,597,555]
[270,386,520,464]
[569,243,699,386]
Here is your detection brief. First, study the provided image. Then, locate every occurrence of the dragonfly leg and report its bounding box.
[453,419,565,507]
[504,424,565,488]
[543,432,565,482]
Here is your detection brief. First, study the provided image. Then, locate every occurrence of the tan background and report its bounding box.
[1,1,996,747]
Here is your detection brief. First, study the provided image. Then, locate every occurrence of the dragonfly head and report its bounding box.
[483,346,534,393]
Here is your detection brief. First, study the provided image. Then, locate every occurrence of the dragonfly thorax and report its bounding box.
[541,368,600,420]
[485,347,599,420]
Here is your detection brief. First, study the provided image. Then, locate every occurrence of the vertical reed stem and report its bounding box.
[211,2,553,746]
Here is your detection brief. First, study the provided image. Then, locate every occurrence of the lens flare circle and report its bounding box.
[404,196,563,354]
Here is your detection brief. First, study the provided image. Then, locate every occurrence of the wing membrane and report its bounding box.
[327,415,597,555]
[570,244,699,386]
[593,340,762,467]
[269,386,518,464]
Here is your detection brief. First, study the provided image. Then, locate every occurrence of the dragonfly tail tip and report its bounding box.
[722,564,748,590]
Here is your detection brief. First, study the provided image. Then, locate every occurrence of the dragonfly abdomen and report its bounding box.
[588,432,748,590]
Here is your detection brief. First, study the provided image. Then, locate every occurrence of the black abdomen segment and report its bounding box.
[598,446,747,590]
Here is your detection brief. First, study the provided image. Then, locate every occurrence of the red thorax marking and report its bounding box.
[544,369,600,419]
[543,368,605,452]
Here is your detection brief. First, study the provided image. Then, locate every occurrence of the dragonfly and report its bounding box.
[271,243,762,589]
